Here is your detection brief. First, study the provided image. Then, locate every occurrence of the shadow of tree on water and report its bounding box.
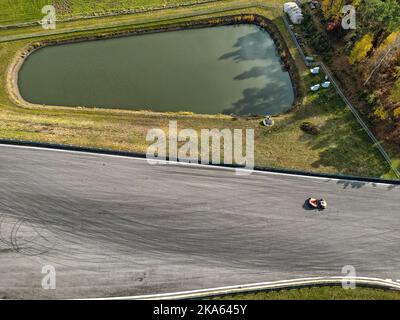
[222,80,291,115]
[219,30,277,63]
[219,30,294,116]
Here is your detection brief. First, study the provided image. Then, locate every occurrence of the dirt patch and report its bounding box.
[300,121,320,135]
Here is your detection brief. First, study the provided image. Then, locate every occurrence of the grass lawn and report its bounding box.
[0,0,214,25]
[215,286,400,300]
[0,1,396,178]
[68,0,212,16]
[0,0,48,25]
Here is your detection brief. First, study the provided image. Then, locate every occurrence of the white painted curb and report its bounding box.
[86,277,400,300]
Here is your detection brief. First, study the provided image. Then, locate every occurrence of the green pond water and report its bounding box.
[18,25,294,115]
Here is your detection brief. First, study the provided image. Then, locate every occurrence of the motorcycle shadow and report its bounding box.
[302,200,317,211]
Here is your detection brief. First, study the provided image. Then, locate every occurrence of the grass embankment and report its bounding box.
[215,286,400,300]
[0,0,283,40]
[0,1,394,178]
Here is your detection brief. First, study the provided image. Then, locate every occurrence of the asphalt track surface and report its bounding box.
[0,144,399,299]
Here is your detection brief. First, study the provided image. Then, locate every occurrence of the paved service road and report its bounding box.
[0,144,399,299]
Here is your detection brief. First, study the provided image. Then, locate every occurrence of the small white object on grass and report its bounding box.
[310,67,320,74]
[322,81,331,88]
[310,84,320,91]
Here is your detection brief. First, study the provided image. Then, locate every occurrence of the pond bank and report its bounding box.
[8,14,300,115]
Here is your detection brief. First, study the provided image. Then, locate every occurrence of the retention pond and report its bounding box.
[18,24,295,115]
